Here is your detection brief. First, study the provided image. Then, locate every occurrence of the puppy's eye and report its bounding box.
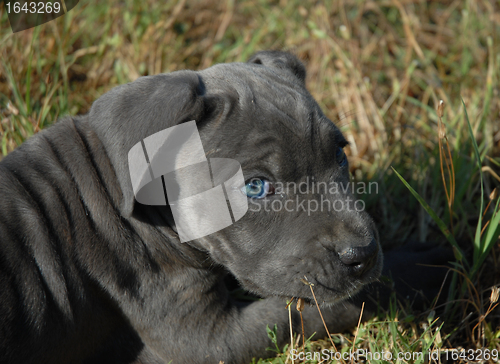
[336,147,347,167]
[242,178,275,199]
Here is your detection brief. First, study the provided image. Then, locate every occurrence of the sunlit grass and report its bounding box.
[1,0,499,362]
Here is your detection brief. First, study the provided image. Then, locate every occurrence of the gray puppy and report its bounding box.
[0,51,445,364]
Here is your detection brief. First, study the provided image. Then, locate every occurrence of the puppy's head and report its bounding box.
[89,51,382,305]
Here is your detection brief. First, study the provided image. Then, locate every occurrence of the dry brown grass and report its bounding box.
[1,0,500,362]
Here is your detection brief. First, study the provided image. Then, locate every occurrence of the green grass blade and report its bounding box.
[462,98,485,268]
[392,167,464,262]
[472,197,500,276]
[484,198,500,253]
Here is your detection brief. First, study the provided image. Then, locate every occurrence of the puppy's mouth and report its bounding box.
[281,291,357,309]
[227,247,383,306]
[232,265,378,307]
[289,278,366,307]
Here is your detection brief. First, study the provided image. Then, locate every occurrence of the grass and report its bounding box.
[1,0,500,363]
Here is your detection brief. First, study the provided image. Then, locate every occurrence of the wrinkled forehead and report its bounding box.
[198,62,346,177]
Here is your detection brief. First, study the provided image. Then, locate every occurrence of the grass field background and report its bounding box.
[1,0,500,362]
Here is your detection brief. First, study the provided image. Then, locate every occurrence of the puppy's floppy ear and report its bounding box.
[88,71,209,217]
[247,50,306,84]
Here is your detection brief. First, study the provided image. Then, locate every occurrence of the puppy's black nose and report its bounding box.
[338,239,378,277]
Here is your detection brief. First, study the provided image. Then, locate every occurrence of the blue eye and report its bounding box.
[242,178,274,199]
[336,147,347,167]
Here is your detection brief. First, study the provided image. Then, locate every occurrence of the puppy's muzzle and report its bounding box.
[338,238,379,277]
